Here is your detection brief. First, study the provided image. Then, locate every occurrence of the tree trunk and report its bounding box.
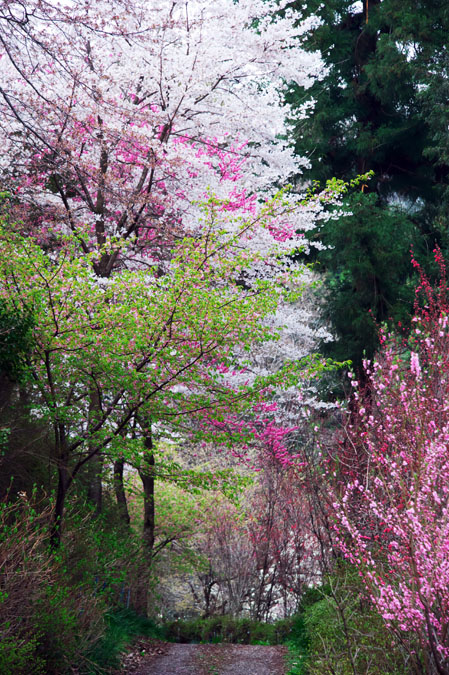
[50,420,72,548]
[50,462,70,549]
[136,425,156,616]
[86,389,103,514]
[114,456,130,525]
[87,450,103,515]
[0,373,14,409]
[139,431,155,555]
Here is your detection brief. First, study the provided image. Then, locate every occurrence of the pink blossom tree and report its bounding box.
[0,0,334,540]
[186,421,323,620]
[0,0,323,270]
[0,0,332,495]
[246,441,319,620]
[332,252,449,674]
[0,184,334,552]
[0,5,350,625]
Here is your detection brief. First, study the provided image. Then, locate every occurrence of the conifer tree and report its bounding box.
[290,0,449,368]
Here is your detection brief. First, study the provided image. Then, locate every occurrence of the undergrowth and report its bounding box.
[164,614,294,645]
[85,608,163,673]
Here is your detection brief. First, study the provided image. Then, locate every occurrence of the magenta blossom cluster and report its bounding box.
[332,252,449,673]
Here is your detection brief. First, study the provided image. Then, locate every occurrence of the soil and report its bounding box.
[119,640,288,675]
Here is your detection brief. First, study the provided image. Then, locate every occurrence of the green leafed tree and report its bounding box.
[0,192,325,549]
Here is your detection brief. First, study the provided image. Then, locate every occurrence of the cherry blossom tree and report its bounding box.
[0,0,332,516]
[0,0,322,270]
[332,252,449,674]
[0,5,348,626]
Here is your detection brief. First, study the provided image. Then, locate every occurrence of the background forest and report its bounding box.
[1,1,449,673]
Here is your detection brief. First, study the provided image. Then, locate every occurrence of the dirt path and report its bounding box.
[123,641,288,675]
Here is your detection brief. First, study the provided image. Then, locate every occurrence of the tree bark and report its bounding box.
[139,430,155,555]
[114,456,130,525]
[135,423,156,617]
[50,462,70,549]
[50,420,71,548]
[87,450,103,515]
[86,388,103,514]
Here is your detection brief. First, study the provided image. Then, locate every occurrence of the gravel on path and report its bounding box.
[123,641,288,675]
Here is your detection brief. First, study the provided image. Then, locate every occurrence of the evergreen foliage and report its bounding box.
[316,192,415,367]
[0,300,33,381]
[290,0,449,367]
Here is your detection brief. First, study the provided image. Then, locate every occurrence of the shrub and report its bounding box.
[164,614,290,645]
[0,635,45,675]
[0,494,110,673]
[0,492,150,674]
[0,494,56,673]
[301,566,412,674]
[331,254,449,672]
[86,608,163,672]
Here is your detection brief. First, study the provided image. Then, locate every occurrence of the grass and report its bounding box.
[284,614,309,675]
[85,607,164,673]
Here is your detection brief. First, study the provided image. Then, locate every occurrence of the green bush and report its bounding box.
[32,581,106,674]
[164,614,291,645]
[0,493,155,674]
[0,634,45,675]
[273,616,297,644]
[86,608,163,673]
[0,496,110,674]
[283,613,310,675]
[301,566,413,674]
